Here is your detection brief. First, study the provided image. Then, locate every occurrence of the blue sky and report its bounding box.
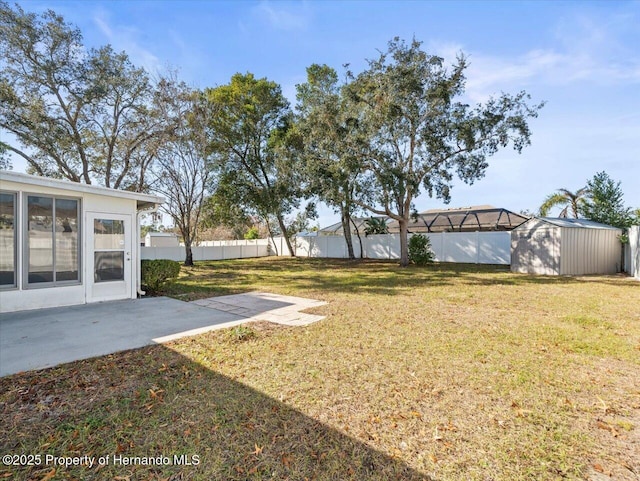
[9,0,640,227]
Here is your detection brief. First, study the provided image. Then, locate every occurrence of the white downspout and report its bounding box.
[136,205,159,297]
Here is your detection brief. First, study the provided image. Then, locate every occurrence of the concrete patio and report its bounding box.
[0,292,326,377]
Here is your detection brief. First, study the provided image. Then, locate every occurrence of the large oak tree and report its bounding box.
[205,73,302,256]
[296,64,369,259]
[347,38,543,266]
[0,2,162,189]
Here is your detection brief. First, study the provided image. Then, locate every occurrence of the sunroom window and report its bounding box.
[26,195,80,286]
[0,192,16,288]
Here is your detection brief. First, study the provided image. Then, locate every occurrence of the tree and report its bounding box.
[364,217,389,236]
[296,64,367,259]
[151,79,213,266]
[205,73,302,256]
[0,2,162,189]
[346,38,543,266]
[0,142,11,170]
[581,171,634,229]
[539,187,589,218]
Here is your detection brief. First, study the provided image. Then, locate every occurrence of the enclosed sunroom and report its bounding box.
[0,171,163,313]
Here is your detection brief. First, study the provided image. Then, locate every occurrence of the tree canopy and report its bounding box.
[539,187,589,218]
[295,64,368,259]
[0,2,162,189]
[581,171,635,229]
[204,73,302,255]
[344,38,543,266]
[151,78,213,266]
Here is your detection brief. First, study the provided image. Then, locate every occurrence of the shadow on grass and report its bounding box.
[164,257,633,300]
[0,343,432,481]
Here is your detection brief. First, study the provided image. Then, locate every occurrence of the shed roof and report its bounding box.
[0,170,164,209]
[516,217,623,231]
[388,205,529,233]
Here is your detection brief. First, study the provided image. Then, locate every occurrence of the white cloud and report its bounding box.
[448,9,640,102]
[92,9,162,74]
[253,1,309,31]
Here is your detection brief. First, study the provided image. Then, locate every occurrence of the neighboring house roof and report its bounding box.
[387,205,529,233]
[146,232,177,237]
[515,217,622,231]
[0,170,164,209]
[318,216,390,236]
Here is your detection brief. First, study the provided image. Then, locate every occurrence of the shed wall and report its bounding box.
[560,227,622,275]
[627,226,640,280]
[511,224,560,275]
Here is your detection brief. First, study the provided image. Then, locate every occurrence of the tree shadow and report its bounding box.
[0,343,432,480]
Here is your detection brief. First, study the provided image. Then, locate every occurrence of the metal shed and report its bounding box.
[511,218,623,275]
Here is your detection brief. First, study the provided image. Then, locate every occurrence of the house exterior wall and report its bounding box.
[559,226,622,275]
[0,178,140,313]
[511,221,560,275]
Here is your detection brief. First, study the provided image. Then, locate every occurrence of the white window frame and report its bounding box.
[0,190,18,290]
[23,193,82,289]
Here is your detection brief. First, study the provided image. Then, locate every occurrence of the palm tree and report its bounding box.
[539,187,589,218]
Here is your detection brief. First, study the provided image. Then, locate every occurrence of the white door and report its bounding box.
[86,213,133,302]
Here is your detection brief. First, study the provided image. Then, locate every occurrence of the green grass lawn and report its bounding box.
[2,258,639,480]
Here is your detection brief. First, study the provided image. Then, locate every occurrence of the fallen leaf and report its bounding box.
[596,420,619,437]
[252,444,263,456]
[282,454,293,467]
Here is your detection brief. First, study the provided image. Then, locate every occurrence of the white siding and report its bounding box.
[560,227,621,275]
[0,177,144,313]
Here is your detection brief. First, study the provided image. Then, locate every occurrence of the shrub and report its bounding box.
[408,234,435,266]
[141,259,181,295]
[226,325,257,343]
[244,227,259,240]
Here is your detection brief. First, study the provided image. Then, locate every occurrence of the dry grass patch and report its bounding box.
[1,258,639,480]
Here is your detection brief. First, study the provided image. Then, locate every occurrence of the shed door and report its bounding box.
[86,213,133,303]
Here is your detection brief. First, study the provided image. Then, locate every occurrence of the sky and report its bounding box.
[7,0,640,228]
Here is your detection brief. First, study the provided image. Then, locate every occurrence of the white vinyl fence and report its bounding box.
[141,239,270,262]
[296,232,511,265]
[625,226,640,280]
[141,233,511,264]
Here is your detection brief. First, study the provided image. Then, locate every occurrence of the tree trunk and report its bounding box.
[276,214,295,257]
[184,242,194,266]
[261,213,278,256]
[399,217,409,267]
[341,206,355,259]
[350,217,364,259]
